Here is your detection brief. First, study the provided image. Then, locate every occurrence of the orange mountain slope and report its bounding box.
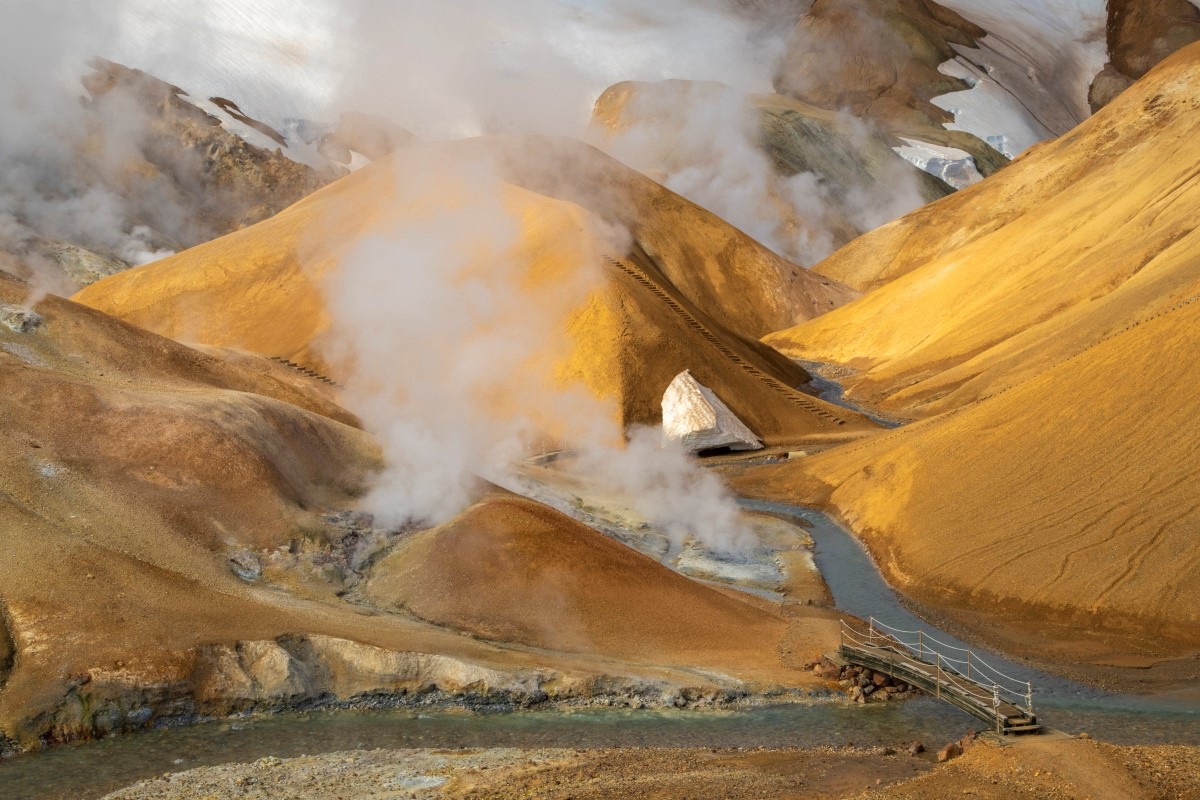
[742,291,1200,666]
[738,45,1200,669]
[766,43,1200,420]
[75,137,876,444]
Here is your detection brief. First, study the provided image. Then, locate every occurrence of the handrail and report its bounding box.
[857,619,1031,691]
[839,618,1036,717]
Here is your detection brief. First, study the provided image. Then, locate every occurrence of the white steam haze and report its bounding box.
[0,0,864,549]
[314,144,756,551]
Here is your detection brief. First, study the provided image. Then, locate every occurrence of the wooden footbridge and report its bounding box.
[836,618,1042,735]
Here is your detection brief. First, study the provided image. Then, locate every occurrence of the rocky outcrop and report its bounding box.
[1089,63,1138,111]
[190,636,555,712]
[0,303,42,333]
[662,370,762,453]
[1091,0,1200,110]
[10,633,760,753]
[773,0,1006,176]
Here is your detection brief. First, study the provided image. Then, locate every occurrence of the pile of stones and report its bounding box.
[807,658,916,703]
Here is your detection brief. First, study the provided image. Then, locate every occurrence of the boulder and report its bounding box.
[662,370,763,453]
[937,741,963,763]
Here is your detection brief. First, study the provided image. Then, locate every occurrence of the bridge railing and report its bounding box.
[840,618,1034,717]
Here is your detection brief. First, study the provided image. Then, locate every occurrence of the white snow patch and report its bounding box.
[661,370,762,454]
[108,0,349,128]
[893,138,984,189]
[935,0,1108,155]
[184,94,334,171]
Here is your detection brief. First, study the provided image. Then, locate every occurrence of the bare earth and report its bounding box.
[102,737,1200,800]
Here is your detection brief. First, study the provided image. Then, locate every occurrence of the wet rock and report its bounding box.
[908,741,925,755]
[0,604,12,691]
[871,671,889,687]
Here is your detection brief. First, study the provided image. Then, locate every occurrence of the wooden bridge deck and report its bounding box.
[837,620,1042,735]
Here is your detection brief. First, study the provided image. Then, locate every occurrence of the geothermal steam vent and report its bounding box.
[662,370,762,453]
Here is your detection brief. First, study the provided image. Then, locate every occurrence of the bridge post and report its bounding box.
[868,617,875,639]
[1026,682,1033,716]
[935,654,942,698]
[967,651,972,680]
[993,685,1002,735]
[917,630,924,660]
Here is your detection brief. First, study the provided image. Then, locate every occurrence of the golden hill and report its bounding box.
[767,43,1200,420]
[740,46,1200,671]
[75,137,876,445]
[0,276,836,751]
[743,290,1200,668]
[365,492,809,677]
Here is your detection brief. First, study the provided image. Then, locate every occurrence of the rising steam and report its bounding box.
[5,0,912,551]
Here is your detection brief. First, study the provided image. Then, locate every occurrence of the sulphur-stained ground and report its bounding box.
[101,737,1200,800]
